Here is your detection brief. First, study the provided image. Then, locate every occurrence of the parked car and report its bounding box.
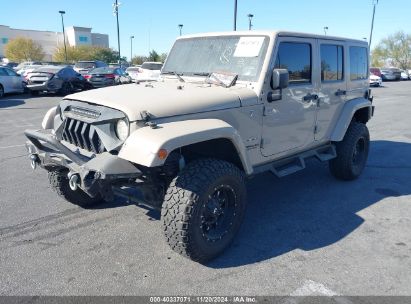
[14,61,42,72]
[369,67,382,78]
[26,65,91,96]
[1,62,19,69]
[16,64,43,75]
[408,70,411,79]
[25,30,374,262]
[108,62,130,69]
[135,61,163,81]
[84,67,132,88]
[380,69,397,81]
[382,67,401,81]
[125,66,141,82]
[74,60,107,75]
[0,66,25,98]
[18,65,43,79]
[400,70,409,80]
[369,74,382,87]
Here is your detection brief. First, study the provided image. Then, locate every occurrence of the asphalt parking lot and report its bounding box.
[0,82,410,296]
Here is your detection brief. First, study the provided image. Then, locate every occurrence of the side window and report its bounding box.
[349,46,368,81]
[321,44,344,82]
[0,68,7,76]
[275,42,312,84]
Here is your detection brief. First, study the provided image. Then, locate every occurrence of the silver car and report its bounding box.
[0,67,25,98]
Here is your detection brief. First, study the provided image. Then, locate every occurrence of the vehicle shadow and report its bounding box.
[81,140,411,267]
[0,98,25,108]
[207,140,411,268]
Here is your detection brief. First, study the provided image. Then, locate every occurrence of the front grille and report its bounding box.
[62,118,106,153]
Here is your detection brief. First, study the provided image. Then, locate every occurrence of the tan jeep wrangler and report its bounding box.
[25,31,374,263]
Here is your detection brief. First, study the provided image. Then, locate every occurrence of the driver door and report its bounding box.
[261,37,319,157]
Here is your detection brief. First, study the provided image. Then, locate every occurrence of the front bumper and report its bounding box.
[25,129,142,197]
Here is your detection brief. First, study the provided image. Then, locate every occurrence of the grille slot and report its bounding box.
[62,118,106,153]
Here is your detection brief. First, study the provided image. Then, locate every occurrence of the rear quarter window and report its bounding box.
[349,46,368,81]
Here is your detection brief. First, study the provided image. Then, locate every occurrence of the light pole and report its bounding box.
[233,0,237,31]
[323,26,328,36]
[130,35,134,63]
[369,0,379,47]
[247,14,254,30]
[58,10,67,62]
[113,0,121,66]
[178,24,183,36]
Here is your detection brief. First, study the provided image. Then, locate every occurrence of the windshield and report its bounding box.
[163,35,269,82]
[126,67,140,72]
[90,67,116,74]
[75,62,97,69]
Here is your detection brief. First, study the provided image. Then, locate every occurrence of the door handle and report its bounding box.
[335,89,347,96]
[303,93,319,102]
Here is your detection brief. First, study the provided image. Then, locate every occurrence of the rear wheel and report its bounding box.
[329,122,370,181]
[161,159,247,263]
[48,169,102,206]
[58,82,72,96]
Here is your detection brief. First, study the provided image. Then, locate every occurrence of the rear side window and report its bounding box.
[275,42,312,84]
[350,46,368,80]
[321,44,344,82]
[0,68,8,76]
[141,63,163,70]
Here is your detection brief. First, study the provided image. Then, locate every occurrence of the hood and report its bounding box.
[64,80,258,121]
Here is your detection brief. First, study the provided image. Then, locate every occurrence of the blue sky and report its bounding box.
[1,0,408,59]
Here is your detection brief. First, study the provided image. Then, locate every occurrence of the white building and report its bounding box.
[0,25,109,61]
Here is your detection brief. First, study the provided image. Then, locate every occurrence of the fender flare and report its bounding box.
[118,119,253,175]
[330,98,373,142]
[41,106,57,130]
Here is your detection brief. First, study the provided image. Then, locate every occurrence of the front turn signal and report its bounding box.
[157,149,168,160]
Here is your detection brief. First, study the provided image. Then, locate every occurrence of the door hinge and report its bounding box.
[260,138,264,148]
[314,125,318,134]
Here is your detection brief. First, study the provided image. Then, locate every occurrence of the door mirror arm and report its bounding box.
[267,90,283,102]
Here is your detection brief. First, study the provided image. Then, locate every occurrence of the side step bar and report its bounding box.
[255,144,336,178]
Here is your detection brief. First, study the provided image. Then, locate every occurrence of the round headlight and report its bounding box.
[115,119,129,141]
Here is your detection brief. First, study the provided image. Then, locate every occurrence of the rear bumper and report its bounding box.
[27,81,60,92]
[24,129,142,197]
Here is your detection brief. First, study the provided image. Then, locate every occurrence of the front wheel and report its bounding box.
[329,122,370,181]
[48,169,102,206]
[161,159,247,263]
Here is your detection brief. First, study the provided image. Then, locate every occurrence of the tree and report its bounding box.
[160,52,168,63]
[371,31,411,69]
[4,37,44,62]
[131,55,148,65]
[54,45,120,63]
[148,50,160,62]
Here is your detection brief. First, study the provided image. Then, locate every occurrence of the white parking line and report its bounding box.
[0,144,25,150]
[282,280,355,304]
[290,280,338,296]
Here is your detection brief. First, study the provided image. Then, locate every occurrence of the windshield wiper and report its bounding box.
[162,71,185,82]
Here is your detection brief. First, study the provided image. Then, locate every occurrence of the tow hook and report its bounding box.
[30,154,40,170]
[68,173,80,191]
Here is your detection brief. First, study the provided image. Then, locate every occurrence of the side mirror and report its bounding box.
[268,69,289,102]
[271,68,289,90]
